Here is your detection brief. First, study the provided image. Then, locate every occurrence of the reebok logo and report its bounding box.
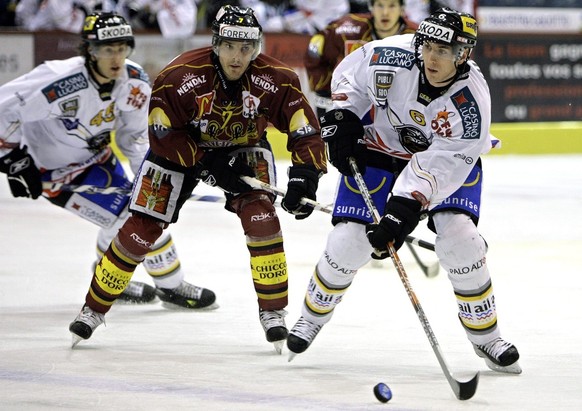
[321,125,337,138]
[385,214,401,224]
[9,157,30,174]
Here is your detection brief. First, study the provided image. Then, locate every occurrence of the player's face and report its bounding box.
[217,40,256,81]
[421,41,463,86]
[90,42,131,82]
[371,0,403,38]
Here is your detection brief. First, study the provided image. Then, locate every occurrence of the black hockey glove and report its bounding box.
[0,146,42,199]
[281,165,320,220]
[197,151,255,194]
[366,196,422,259]
[320,108,367,176]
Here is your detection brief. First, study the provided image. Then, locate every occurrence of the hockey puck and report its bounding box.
[373,382,392,403]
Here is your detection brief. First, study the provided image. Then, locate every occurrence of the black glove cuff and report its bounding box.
[0,147,27,173]
[385,196,422,219]
[319,109,364,143]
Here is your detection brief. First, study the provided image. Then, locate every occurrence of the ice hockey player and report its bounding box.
[305,0,417,118]
[68,5,327,351]
[286,8,521,374]
[0,12,217,314]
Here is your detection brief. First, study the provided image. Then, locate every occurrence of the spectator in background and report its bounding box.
[0,0,18,26]
[404,0,476,25]
[105,0,197,38]
[305,0,417,117]
[15,0,96,32]
[262,0,350,34]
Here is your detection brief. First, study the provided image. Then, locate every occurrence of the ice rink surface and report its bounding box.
[1,155,581,410]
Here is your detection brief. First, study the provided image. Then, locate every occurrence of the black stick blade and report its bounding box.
[455,371,480,400]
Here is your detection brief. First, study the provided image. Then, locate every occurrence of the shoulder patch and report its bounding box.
[369,47,415,70]
[126,63,150,83]
[41,73,88,103]
[450,87,481,140]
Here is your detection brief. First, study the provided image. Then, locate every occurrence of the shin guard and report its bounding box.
[302,268,349,324]
[143,232,183,289]
[87,240,140,313]
[434,212,500,344]
[235,193,288,311]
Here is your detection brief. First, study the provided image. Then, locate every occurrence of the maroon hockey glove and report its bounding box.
[197,150,255,194]
[320,108,367,176]
[366,196,422,259]
[0,146,42,199]
[281,165,320,220]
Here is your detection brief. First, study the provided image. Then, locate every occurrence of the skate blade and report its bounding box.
[273,340,284,355]
[288,351,297,362]
[71,334,83,349]
[484,359,522,374]
[160,301,220,311]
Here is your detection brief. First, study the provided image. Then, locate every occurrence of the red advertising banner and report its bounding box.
[473,33,582,122]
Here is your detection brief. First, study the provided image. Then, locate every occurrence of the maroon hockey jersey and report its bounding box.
[148,46,326,172]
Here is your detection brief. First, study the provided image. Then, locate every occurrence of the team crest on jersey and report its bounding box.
[42,73,88,103]
[451,87,481,140]
[59,97,79,117]
[251,74,278,94]
[370,47,414,70]
[395,125,430,154]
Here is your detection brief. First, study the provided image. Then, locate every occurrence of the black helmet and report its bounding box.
[414,8,477,68]
[82,12,135,49]
[211,5,262,60]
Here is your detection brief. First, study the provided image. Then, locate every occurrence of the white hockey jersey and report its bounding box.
[331,33,493,209]
[0,56,150,176]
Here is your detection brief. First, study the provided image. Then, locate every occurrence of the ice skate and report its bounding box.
[69,305,105,348]
[287,316,323,362]
[259,309,288,354]
[156,281,217,310]
[117,281,157,304]
[473,337,522,374]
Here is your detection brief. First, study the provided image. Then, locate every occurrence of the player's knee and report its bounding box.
[237,193,281,238]
[318,221,371,282]
[117,213,164,259]
[434,212,487,277]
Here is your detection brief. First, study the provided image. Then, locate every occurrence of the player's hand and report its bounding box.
[197,151,255,194]
[320,109,367,176]
[366,196,422,259]
[281,165,320,220]
[0,146,42,199]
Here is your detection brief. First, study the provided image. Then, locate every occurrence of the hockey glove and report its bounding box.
[0,146,42,199]
[320,108,367,176]
[281,165,320,220]
[197,151,255,194]
[366,196,422,259]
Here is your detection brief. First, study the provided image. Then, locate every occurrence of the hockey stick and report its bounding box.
[240,176,333,215]
[348,157,479,401]
[242,177,437,260]
[405,241,439,277]
[41,178,436,253]
[42,182,132,195]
